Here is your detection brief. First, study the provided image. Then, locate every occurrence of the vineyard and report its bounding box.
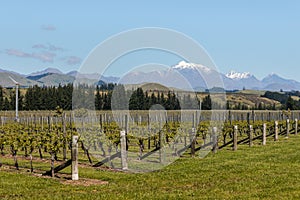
[0,109,299,177]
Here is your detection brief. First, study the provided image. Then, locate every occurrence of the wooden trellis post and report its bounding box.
[190,113,196,157]
[72,135,79,181]
[295,119,298,135]
[286,119,290,138]
[262,123,266,146]
[275,121,279,141]
[120,130,128,170]
[125,114,129,151]
[159,130,166,163]
[233,125,238,151]
[212,127,218,153]
[190,128,196,157]
[62,113,67,161]
[249,125,253,147]
[247,112,250,125]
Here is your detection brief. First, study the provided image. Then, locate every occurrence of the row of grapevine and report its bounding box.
[0,110,299,174]
[1,110,300,125]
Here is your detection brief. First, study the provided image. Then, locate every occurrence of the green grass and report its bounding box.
[2,135,300,199]
[236,89,266,95]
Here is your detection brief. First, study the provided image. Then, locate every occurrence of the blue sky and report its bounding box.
[0,0,299,80]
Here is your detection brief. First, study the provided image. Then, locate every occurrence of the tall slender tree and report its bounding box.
[95,85,102,110]
[0,86,3,110]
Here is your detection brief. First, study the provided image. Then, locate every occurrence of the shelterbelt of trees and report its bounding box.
[0,84,210,111]
[0,83,299,111]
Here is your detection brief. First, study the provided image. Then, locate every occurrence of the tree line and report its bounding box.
[2,84,300,111]
[262,91,300,110]
[0,84,214,111]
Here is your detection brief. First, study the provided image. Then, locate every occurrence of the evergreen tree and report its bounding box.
[201,95,212,110]
[0,86,3,110]
[95,85,102,110]
[144,91,150,110]
[65,84,73,110]
[3,97,10,110]
[160,92,165,108]
[43,86,54,110]
[237,102,242,110]
[226,101,230,110]
[56,84,63,109]
[286,96,295,110]
[165,91,172,110]
[258,102,264,110]
[24,86,33,110]
[157,91,161,106]
[172,92,180,110]
[9,90,15,111]
[111,84,127,110]
[191,95,200,109]
[129,88,145,110]
[18,90,24,111]
[103,92,112,110]
[33,85,43,110]
[102,93,108,110]
[272,103,276,110]
[72,84,93,110]
[150,92,157,105]
[182,94,193,109]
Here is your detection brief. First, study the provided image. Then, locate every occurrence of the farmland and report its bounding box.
[0,109,300,199]
[1,126,300,199]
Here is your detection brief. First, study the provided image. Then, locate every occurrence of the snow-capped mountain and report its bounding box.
[170,61,224,90]
[120,61,300,91]
[172,61,212,73]
[226,71,251,79]
[1,62,300,91]
[120,61,225,91]
[223,70,262,90]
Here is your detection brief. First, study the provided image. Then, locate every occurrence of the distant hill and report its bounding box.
[27,67,63,77]
[30,73,75,86]
[0,68,120,87]
[1,63,300,91]
[0,72,39,87]
[119,61,300,91]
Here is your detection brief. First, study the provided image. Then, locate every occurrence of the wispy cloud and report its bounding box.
[6,49,31,57]
[41,25,56,31]
[64,56,82,65]
[32,52,56,63]
[5,49,56,63]
[32,43,64,51]
[32,44,47,49]
[48,44,64,51]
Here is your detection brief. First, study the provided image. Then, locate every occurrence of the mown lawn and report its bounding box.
[1,135,300,199]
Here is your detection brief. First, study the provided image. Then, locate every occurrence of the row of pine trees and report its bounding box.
[0,84,214,111]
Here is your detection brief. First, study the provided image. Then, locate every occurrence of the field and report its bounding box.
[1,110,300,199]
[1,133,300,199]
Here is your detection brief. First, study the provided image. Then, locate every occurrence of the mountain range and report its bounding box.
[1,61,300,91]
[118,61,300,91]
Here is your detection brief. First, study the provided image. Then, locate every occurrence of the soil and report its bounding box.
[0,163,109,187]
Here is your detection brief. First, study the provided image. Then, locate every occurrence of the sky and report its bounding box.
[0,0,299,80]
